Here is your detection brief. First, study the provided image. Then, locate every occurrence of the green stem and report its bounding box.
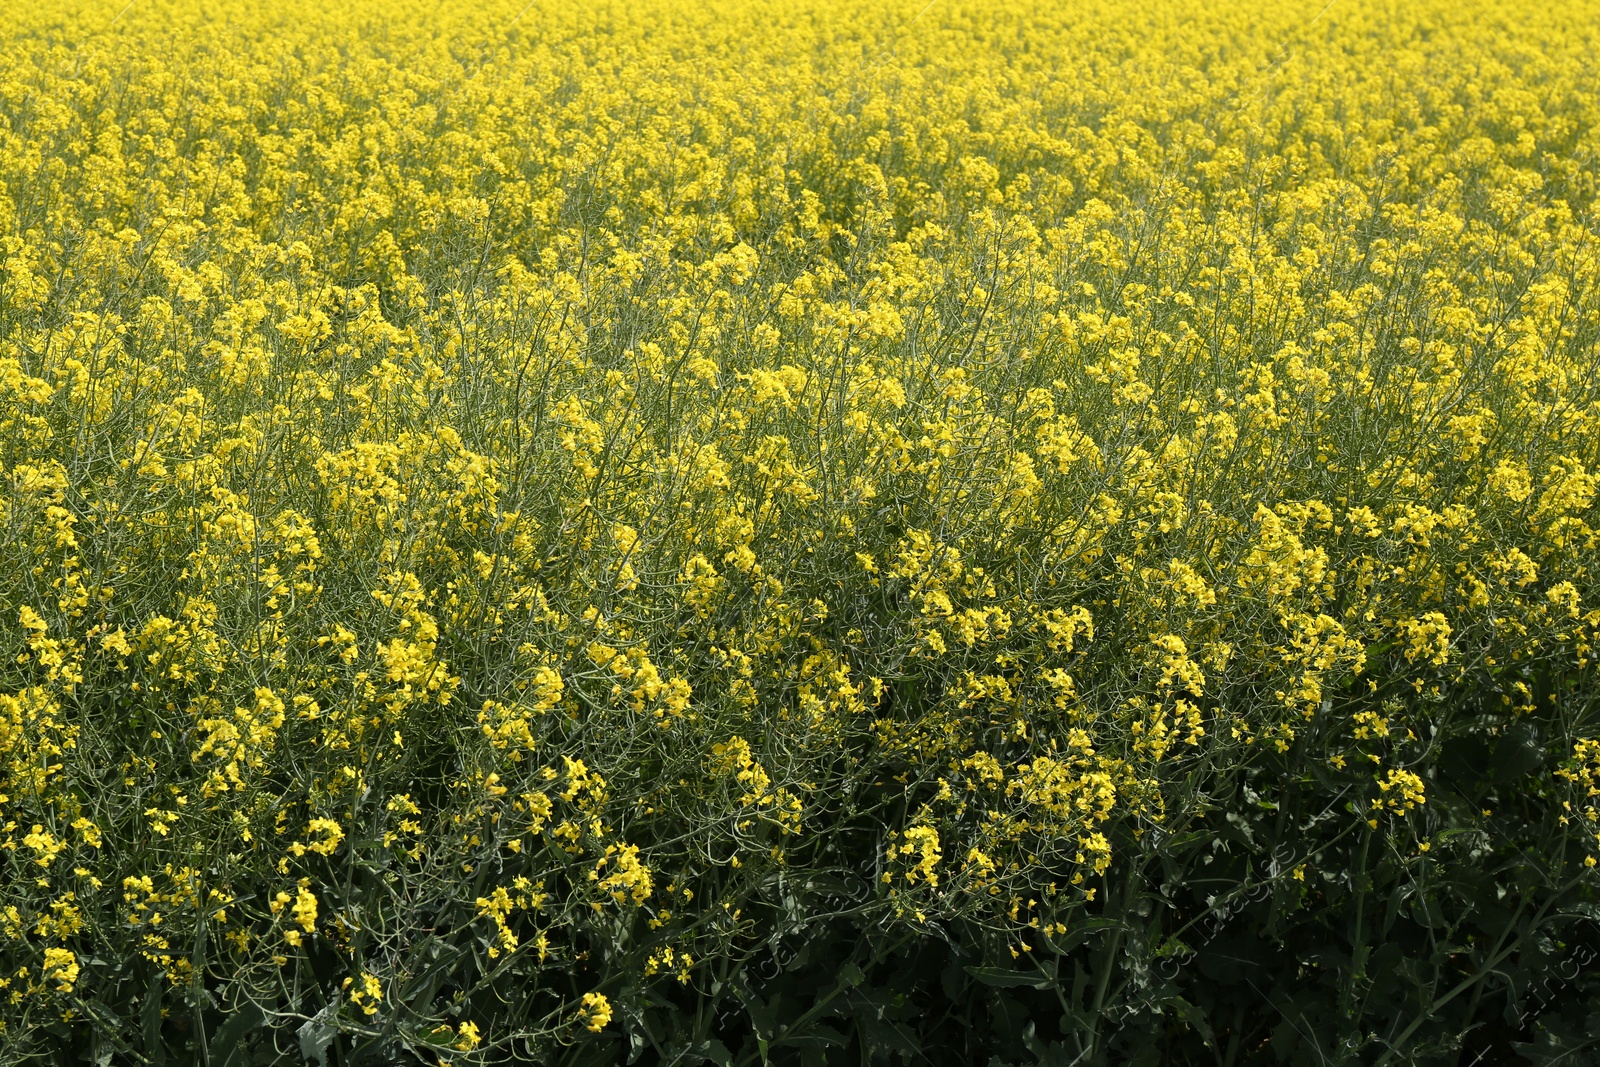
[1343,822,1373,1021]
[729,932,912,1067]
[1374,877,1580,1067]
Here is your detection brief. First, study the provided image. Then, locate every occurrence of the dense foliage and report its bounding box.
[3,0,1600,1062]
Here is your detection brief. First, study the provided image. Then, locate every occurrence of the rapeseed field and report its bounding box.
[2,0,1598,1062]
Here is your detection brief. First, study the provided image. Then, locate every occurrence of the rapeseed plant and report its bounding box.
[1,0,1598,1060]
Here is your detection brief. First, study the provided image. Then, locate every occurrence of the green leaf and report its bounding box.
[296,1004,339,1067]
[784,1024,849,1048]
[1169,997,1214,1044]
[1048,916,1122,953]
[210,1002,265,1067]
[141,975,166,1066]
[964,966,1053,989]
